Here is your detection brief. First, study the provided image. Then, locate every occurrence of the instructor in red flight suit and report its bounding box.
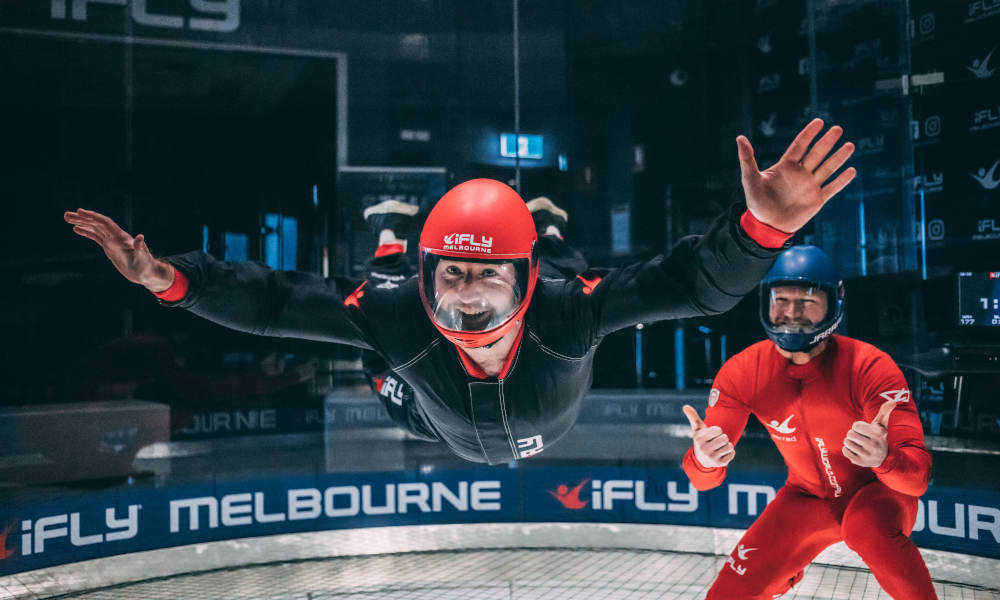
[682,245,936,600]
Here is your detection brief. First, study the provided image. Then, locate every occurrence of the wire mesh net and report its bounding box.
[46,548,999,600]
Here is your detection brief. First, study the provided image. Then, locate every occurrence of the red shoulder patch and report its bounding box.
[344,281,367,309]
[576,274,602,295]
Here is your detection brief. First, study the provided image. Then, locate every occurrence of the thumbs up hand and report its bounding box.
[842,399,896,468]
[683,404,736,469]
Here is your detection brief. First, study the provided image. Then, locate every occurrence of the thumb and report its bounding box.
[682,404,706,432]
[736,135,760,180]
[872,399,897,428]
[134,234,150,255]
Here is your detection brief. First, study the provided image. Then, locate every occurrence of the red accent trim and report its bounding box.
[152,267,189,302]
[455,322,526,380]
[576,274,602,295]
[374,243,405,258]
[344,281,367,309]
[740,210,794,249]
[419,250,539,349]
[456,346,488,379]
[0,521,15,560]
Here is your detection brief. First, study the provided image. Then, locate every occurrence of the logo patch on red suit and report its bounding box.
[878,389,910,404]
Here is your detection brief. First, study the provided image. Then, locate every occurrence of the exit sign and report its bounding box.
[500,134,543,159]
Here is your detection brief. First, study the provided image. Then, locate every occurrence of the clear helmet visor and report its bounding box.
[764,283,833,335]
[421,253,530,333]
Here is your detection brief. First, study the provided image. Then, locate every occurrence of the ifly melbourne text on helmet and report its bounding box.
[442,234,494,253]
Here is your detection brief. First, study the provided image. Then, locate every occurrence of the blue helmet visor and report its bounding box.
[760,280,843,352]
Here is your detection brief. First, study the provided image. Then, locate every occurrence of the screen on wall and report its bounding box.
[957,271,1000,326]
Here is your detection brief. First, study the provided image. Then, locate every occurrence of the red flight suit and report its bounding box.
[683,335,936,599]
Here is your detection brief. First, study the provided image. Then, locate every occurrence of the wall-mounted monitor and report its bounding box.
[957,271,1000,326]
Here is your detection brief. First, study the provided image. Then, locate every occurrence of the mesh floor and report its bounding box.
[50,549,1000,600]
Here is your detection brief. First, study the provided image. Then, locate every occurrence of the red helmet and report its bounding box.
[418,179,539,348]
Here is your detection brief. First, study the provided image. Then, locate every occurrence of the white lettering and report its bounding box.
[517,435,544,458]
[431,481,468,512]
[104,505,140,542]
[253,492,286,523]
[814,437,843,497]
[602,480,633,510]
[667,481,699,512]
[21,520,32,556]
[189,0,240,32]
[288,489,321,520]
[221,493,253,527]
[362,485,396,515]
[52,0,240,32]
[69,513,103,546]
[634,481,665,511]
[397,483,430,513]
[969,505,1000,542]
[34,515,68,554]
[170,497,218,533]
[471,481,502,510]
[324,486,360,517]
[728,484,776,516]
[928,500,965,537]
[133,0,183,28]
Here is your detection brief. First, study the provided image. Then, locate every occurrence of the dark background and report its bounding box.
[0,0,997,437]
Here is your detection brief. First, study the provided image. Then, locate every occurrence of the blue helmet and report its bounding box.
[759,245,844,353]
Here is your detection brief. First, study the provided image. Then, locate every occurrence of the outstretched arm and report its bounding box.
[585,119,857,337]
[64,209,176,292]
[65,209,378,350]
[739,118,856,234]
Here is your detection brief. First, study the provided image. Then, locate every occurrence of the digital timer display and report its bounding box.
[957,271,1000,326]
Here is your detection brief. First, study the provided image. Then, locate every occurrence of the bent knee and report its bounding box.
[841,514,907,554]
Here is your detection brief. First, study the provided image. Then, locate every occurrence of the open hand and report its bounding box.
[842,399,895,468]
[64,208,174,292]
[738,118,856,233]
[683,404,735,469]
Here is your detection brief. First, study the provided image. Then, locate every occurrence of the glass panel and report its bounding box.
[1,2,997,586]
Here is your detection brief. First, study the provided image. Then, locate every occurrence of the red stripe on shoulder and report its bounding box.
[344,281,367,309]
[375,243,405,258]
[576,274,602,295]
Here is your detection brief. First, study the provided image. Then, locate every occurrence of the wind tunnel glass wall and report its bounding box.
[0,0,999,588]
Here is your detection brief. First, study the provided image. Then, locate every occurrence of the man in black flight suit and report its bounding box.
[65,119,856,464]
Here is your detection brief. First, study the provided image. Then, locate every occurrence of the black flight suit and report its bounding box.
[160,205,786,464]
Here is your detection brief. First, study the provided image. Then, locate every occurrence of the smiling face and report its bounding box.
[767,284,829,333]
[431,259,520,331]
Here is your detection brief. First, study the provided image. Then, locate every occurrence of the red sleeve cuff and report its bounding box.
[872,447,900,474]
[740,210,794,249]
[684,447,720,473]
[374,243,405,258]
[152,266,189,302]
